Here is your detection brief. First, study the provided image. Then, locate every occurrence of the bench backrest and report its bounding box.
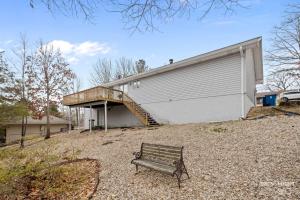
[140,143,183,166]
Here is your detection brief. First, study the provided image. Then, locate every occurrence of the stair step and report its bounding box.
[123,95,159,126]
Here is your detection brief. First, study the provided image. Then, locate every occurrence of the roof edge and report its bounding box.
[103,37,263,87]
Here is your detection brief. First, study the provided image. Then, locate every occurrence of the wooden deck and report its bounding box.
[63,86,124,106]
[63,85,159,126]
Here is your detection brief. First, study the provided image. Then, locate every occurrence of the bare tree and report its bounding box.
[0,51,15,103]
[266,4,300,74]
[0,35,32,148]
[29,0,99,20]
[114,57,134,79]
[12,34,31,148]
[0,52,28,132]
[27,41,74,139]
[90,58,113,86]
[111,0,244,32]
[266,69,299,92]
[134,59,149,73]
[72,76,81,127]
[28,0,245,32]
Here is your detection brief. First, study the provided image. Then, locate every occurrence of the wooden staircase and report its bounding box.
[122,93,159,126]
[63,85,159,127]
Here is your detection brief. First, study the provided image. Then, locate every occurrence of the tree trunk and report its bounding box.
[24,116,27,138]
[45,93,51,139]
[20,115,25,148]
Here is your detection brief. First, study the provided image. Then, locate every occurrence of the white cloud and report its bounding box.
[4,40,13,45]
[76,41,110,56]
[47,40,111,64]
[67,56,80,65]
[48,40,74,55]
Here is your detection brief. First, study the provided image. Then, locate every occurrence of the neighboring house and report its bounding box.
[63,37,263,130]
[1,115,68,144]
[256,91,281,106]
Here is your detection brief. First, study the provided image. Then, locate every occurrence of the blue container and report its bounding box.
[263,94,277,106]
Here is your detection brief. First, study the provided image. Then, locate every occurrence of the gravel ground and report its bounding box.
[31,115,300,199]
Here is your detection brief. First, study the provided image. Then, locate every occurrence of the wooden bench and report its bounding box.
[131,143,189,188]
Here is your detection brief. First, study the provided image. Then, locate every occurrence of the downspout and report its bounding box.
[240,46,245,118]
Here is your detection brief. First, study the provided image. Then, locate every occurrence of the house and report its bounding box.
[256,91,281,106]
[1,115,68,144]
[63,37,263,131]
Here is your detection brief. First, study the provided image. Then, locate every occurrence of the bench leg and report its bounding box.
[175,173,181,188]
[183,163,190,179]
[135,165,138,172]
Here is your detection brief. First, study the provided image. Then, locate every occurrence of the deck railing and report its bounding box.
[63,86,124,106]
[63,86,158,126]
[122,93,148,125]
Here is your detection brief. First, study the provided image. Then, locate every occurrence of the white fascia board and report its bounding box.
[103,37,263,87]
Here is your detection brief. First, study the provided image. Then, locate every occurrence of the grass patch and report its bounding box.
[212,127,228,133]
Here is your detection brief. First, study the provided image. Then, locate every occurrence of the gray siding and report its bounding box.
[243,49,256,115]
[83,51,259,125]
[127,53,241,104]
[122,53,243,123]
[245,49,256,104]
[141,94,242,123]
[84,105,142,129]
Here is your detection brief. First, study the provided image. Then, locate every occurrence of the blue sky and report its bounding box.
[0,0,298,89]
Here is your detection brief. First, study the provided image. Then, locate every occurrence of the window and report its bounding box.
[119,84,128,93]
[133,80,140,88]
[123,84,128,93]
[284,91,300,95]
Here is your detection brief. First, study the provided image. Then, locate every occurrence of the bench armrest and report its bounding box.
[133,151,141,159]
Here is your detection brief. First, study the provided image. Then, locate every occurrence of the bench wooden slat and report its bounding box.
[142,155,178,165]
[142,145,182,154]
[132,159,176,174]
[143,143,182,151]
[142,147,181,156]
[142,150,181,158]
[142,157,175,166]
[142,150,181,160]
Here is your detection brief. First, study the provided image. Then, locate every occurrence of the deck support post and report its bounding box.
[104,101,107,132]
[89,105,92,133]
[68,107,71,133]
[78,107,80,129]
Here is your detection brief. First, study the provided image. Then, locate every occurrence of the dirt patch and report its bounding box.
[247,105,300,119]
[1,158,100,200]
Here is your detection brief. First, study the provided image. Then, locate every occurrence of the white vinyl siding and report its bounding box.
[112,53,243,124]
[81,49,259,125]
[243,48,256,116]
[245,49,256,104]
[127,53,241,105]
[141,94,242,124]
[84,106,142,129]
